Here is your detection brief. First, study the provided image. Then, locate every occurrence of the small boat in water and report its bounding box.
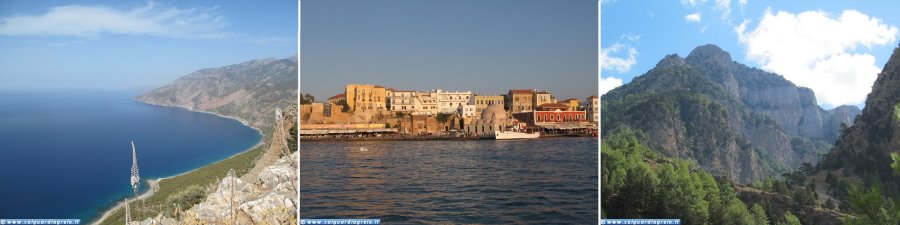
[494,130,540,139]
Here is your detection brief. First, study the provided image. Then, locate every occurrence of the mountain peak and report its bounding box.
[686,44,732,65]
[656,54,686,68]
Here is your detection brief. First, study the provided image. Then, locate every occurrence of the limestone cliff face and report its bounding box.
[685,44,859,141]
[603,44,857,183]
[136,55,298,129]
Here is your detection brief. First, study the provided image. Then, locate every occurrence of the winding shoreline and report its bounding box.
[90,100,266,225]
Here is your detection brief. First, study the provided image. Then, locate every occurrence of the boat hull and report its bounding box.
[494,131,540,139]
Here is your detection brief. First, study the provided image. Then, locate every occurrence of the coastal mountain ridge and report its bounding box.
[98,55,299,224]
[602,44,858,183]
[136,55,298,129]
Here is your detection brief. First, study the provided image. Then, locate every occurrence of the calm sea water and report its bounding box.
[300,137,598,224]
[0,91,260,222]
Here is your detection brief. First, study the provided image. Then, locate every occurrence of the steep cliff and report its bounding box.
[603,44,855,183]
[684,44,859,141]
[136,55,298,129]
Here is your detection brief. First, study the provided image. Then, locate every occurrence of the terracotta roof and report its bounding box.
[587,95,598,99]
[328,93,346,100]
[538,103,569,109]
[509,89,534,94]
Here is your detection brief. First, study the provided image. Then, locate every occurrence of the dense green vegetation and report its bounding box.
[289,122,298,153]
[843,185,900,225]
[336,99,350,112]
[300,93,316,104]
[602,126,798,225]
[98,142,268,225]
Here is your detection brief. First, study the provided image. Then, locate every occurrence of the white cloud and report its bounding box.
[601,43,638,73]
[600,77,624,95]
[681,0,707,7]
[0,2,231,39]
[739,0,748,13]
[620,33,641,42]
[715,0,731,18]
[685,12,702,22]
[737,9,898,107]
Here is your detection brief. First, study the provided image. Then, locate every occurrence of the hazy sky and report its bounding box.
[0,1,297,92]
[602,0,900,109]
[301,0,598,101]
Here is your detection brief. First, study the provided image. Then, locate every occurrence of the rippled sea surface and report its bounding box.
[300,137,598,224]
[0,91,260,221]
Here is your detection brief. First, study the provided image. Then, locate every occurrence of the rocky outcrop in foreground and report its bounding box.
[134,152,297,225]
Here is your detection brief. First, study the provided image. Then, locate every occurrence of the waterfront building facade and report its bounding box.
[512,105,589,134]
[345,84,388,112]
[474,95,505,116]
[413,91,439,115]
[534,90,553,109]
[390,90,417,113]
[458,104,476,118]
[399,115,439,135]
[561,98,581,111]
[506,89,534,113]
[587,95,598,123]
[437,89,472,114]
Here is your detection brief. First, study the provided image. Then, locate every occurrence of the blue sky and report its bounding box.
[301,0,598,101]
[0,1,297,91]
[601,0,900,109]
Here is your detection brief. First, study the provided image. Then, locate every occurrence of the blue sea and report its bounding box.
[0,90,261,222]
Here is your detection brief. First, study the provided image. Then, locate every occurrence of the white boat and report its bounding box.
[494,130,540,139]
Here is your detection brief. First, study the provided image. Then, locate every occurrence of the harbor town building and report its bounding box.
[506,89,535,113]
[345,84,388,112]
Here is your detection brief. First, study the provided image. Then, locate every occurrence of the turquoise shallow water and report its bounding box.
[0,90,260,222]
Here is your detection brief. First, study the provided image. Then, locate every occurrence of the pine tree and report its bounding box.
[780,211,801,225]
[750,203,769,225]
